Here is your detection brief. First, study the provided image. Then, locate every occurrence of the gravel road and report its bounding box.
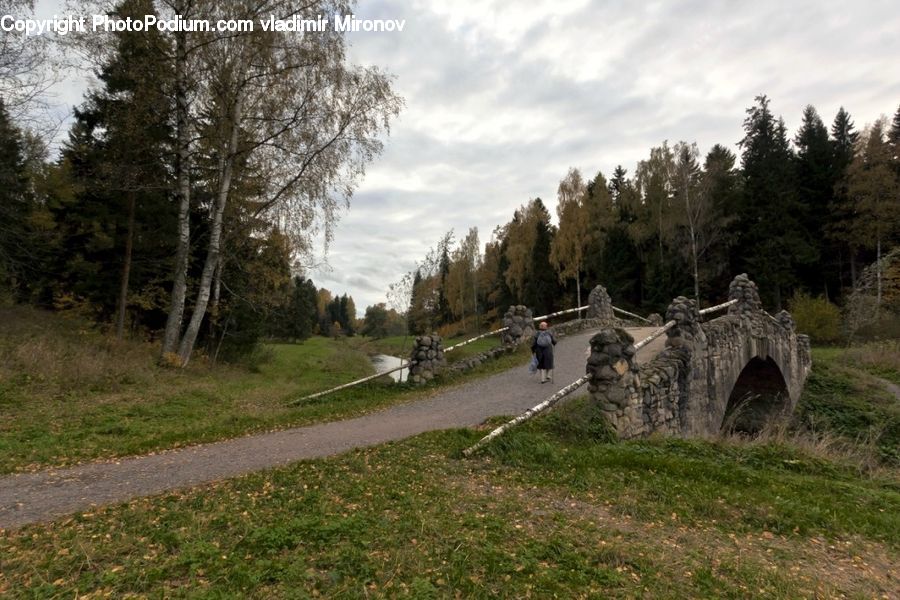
[0,326,663,530]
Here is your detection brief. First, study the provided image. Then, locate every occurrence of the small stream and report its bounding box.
[370,354,408,383]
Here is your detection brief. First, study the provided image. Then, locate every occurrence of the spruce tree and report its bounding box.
[53,0,174,330]
[737,95,815,309]
[828,107,861,286]
[608,165,628,204]
[889,104,900,177]
[0,96,31,294]
[701,144,741,296]
[793,105,834,295]
[889,104,900,148]
[523,198,558,316]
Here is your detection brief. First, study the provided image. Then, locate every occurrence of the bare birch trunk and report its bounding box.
[177,94,243,366]
[576,276,581,318]
[207,254,223,343]
[115,191,136,340]
[161,26,191,359]
[691,232,700,305]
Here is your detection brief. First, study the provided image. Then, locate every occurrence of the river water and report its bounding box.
[370,354,408,383]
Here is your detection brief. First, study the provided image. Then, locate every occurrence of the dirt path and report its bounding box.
[0,327,663,530]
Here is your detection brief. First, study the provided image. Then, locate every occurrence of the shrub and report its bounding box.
[788,292,841,344]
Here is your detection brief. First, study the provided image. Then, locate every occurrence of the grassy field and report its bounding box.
[798,346,900,465]
[0,307,525,474]
[1,403,897,598]
[2,307,899,597]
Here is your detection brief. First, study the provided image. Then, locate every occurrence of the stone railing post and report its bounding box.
[727,273,762,316]
[408,334,446,385]
[586,284,614,321]
[500,305,535,346]
[664,296,702,350]
[775,310,795,332]
[586,328,640,435]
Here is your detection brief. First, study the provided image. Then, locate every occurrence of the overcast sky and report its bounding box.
[28,0,900,314]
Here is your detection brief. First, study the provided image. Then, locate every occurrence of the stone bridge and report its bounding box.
[586,274,812,438]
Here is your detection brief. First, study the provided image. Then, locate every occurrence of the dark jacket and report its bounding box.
[531,330,557,369]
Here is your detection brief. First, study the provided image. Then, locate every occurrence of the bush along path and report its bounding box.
[0,328,664,529]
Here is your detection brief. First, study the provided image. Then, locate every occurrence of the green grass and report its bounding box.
[0,307,528,474]
[796,347,900,465]
[2,310,899,597]
[1,422,897,598]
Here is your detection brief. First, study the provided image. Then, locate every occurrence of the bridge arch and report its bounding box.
[721,356,791,433]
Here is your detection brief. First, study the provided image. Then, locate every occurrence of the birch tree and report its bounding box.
[550,168,588,311]
[0,0,55,124]
[160,0,401,365]
[671,142,703,302]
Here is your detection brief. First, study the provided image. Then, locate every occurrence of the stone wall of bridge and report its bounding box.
[587,274,812,439]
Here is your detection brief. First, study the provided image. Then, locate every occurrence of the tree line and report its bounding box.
[398,96,900,336]
[0,0,400,362]
[2,3,897,351]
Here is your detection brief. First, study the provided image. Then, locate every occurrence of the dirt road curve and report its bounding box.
[0,327,664,530]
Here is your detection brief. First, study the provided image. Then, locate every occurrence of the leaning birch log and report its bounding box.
[633,320,676,352]
[698,298,738,316]
[290,362,408,405]
[531,306,587,322]
[611,306,652,324]
[462,375,590,456]
[444,327,509,353]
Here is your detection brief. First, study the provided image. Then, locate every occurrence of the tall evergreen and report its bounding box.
[523,198,557,315]
[828,107,861,287]
[889,104,900,177]
[889,104,900,148]
[608,165,628,205]
[793,105,835,296]
[0,97,32,294]
[52,0,174,329]
[280,276,317,340]
[583,171,616,289]
[437,244,452,326]
[737,95,815,309]
[701,144,741,296]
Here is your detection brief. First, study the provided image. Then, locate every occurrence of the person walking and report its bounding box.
[531,321,557,383]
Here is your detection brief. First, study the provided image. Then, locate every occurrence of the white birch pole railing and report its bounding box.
[462,375,591,456]
[633,320,676,351]
[531,305,587,322]
[698,298,738,316]
[290,363,411,405]
[443,327,509,353]
[612,306,652,324]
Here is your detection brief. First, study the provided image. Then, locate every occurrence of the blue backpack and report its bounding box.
[536,331,553,348]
